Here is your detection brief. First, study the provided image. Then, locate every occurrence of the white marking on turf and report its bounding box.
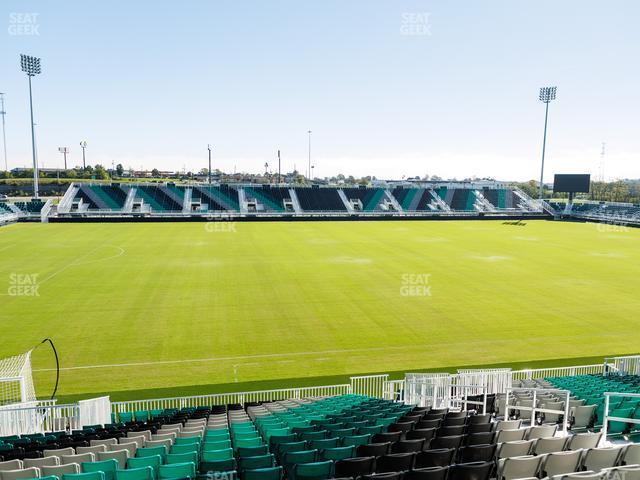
[513,236,539,241]
[589,252,626,258]
[415,237,448,243]
[469,255,512,262]
[71,246,126,266]
[328,256,372,265]
[33,345,419,372]
[33,332,632,373]
[39,244,124,286]
[0,244,15,253]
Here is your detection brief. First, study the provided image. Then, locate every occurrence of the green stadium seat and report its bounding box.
[158,462,196,480]
[237,454,275,471]
[137,446,167,460]
[166,452,198,465]
[127,456,162,477]
[318,446,355,461]
[115,467,154,480]
[242,466,283,480]
[82,460,119,480]
[202,449,234,462]
[63,473,106,480]
[292,461,333,480]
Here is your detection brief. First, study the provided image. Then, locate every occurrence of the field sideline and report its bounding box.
[1,219,639,402]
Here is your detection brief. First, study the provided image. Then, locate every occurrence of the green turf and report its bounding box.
[0,219,638,401]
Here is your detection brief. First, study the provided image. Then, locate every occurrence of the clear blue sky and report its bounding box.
[1,0,639,181]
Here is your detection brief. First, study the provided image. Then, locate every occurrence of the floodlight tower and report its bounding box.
[538,86,557,200]
[0,93,7,172]
[58,147,69,170]
[307,130,312,180]
[80,141,87,169]
[20,54,41,198]
[207,144,212,184]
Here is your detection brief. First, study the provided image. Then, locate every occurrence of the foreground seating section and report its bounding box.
[7,390,640,480]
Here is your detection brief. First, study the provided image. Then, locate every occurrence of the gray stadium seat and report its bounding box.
[533,436,568,455]
[41,463,81,477]
[498,455,543,480]
[0,467,41,480]
[541,449,583,477]
[568,433,602,451]
[581,446,624,471]
[23,457,59,468]
[76,445,107,455]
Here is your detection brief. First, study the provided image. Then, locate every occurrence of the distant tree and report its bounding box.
[116,164,124,176]
[66,169,78,179]
[151,168,160,177]
[94,164,109,180]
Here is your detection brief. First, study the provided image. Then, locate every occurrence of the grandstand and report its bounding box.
[48,181,549,220]
[3,358,640,480]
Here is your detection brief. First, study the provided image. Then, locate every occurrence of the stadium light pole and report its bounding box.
[58,147,69,170]
[277,149,281,184]
[20,54,41,198]
[207,144,212,184]
[0,93,7,172]
[80,140,87,169]
[307,130,312,180]
[538,86,557,200]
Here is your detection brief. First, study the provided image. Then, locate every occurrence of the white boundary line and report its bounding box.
[33,345,412,372]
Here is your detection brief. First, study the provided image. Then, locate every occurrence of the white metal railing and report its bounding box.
[457,368,512,395]
[602,392,640,442]
[350,375,388,398]
[511,364,607,380]
[111,384,352,414]
[383,379,405,402]
[604,356,640,376]
[504,387,571,433]
[404,373,452,408]
[0,402,81,436]
[449,384,488,413]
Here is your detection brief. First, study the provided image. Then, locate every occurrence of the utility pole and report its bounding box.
[0,93,7,172]
[207,144,212,184]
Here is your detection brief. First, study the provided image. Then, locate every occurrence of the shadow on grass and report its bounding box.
[54,354,616,404]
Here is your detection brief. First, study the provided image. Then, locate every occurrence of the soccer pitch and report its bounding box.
[1,219,639,402]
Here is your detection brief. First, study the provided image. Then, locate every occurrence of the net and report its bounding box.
[0,350,36,406]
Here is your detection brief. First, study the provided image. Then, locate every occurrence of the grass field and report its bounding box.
[1,219,639,402]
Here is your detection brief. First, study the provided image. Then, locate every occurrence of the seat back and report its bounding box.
[42,463,81,477]
[497,440,534,459]
[500,455,542,480]
[82,459,120,480]
[533,436,568,455]
[97,450,129,469]
[448,461,493,480]
[23,456,60,468]
[541,450,583,477]
[0,467,42,480]
[581,447,624,471]
[61,453,96,465]
[76,446,107,455]
[568,433,602,451]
